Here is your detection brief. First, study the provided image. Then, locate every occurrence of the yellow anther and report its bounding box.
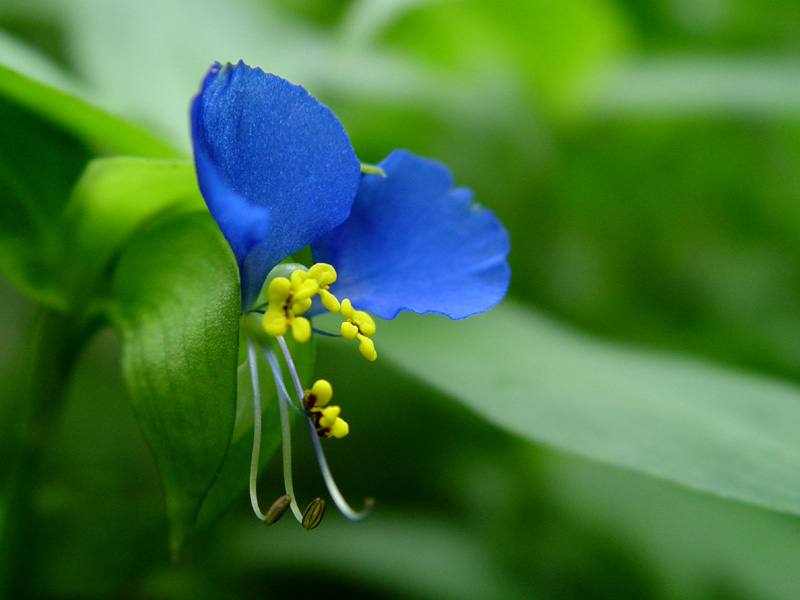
[262,278,292,336]
[316,406,349,438]
[318,289,341,313]
[307,263,337,287]
[267,276,292,301]
[308,379,333,406]
[357,334,377,361]
[290,269,309,288]
[340,299,375,335]
[262,264,377,354]
[305,262,341,313]
[303,379,349,439]
[340,298,355,319]
[356,313,376,337]
[318,405,341,428]
[262,307,288,336]
[327,417,349,439]
[341,320,358,339]
[292,297,313,315]
[261,269,320,342]
[291,316,311,343]
[293,279,320,301]
[339,298,377,360]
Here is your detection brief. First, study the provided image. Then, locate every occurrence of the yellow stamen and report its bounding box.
[292,297,313,316]
[339,298,377,360]
[260,263,377,361]
[340,321,358,339]
[327,418,349,439]
[293,279,319,301]
[318,289,340,313]
[291,316,311,343]
[304,379,349,439]
[356,334,377,361]
[261,267,325,342]
[307,263,341,313]
[310,379,333,405]
[262,277,292,336]
[318,405,341,428]
[307,263,337,287]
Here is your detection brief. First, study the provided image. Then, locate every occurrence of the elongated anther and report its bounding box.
[302,497,326,530]
[264,494,292,525]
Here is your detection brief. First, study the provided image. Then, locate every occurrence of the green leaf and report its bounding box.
[543,451,800,600]
[0,62,177,157]
[379,300,800,517]
[0,56,181,307]
[61,157,203,307]
[0,94,89,308]
[112,211,239,552]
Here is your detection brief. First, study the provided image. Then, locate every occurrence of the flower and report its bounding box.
[191,61,510,528]
[190,61,361,308]
[311,149,510,321]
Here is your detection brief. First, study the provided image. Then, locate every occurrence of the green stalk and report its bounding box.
[0,308,88,599]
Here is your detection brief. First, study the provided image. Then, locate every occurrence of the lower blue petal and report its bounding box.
[191,61,361,306]
[312,150,510,320]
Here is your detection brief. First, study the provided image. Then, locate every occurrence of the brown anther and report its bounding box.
[302,497,326,530]
[264,494,292,526]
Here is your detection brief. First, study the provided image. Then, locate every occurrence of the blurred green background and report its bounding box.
[2,0,800,598]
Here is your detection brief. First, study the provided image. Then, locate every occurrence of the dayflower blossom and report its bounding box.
[191,61,510,528]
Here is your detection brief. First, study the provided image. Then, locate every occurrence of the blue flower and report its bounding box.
[311,149,510,320]
[190,61,510,528]
[191,61,361,307]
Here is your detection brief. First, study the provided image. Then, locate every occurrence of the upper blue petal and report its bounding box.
[191,61,361,306]
[311,150,510,320]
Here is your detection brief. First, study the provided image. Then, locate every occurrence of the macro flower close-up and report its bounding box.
[3,2,800,598]
[190,60,510,528]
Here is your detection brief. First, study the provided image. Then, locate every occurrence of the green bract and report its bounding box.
[112,212,240,551]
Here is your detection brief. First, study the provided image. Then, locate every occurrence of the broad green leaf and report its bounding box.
[61,157,203,307]
[0,94,89,309]
[379,300,800,517]
[112,211,238,552]
[0,56,180,307]
[543,451,800,600]
[0,63,177,157]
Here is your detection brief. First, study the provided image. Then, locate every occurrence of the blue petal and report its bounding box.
[191,61,361,306]
[312,150,510,319]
